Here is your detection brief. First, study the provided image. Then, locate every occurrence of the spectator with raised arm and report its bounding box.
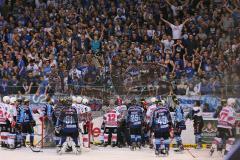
[161,17,190,40]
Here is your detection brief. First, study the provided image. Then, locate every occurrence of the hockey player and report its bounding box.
[145,97,158,148]
[102,108,119,147]
[6,97,18,149]
[17,98,36,147]
[186,100,204,149]
[80,98,92,148]
[52,98,66,146]
[0,96,11,148]
[127,99,144,150]
[210,98,236,156]
[18,98,36,147]
[55,98,80,154]
[15,97,23,148]
[172,97,186,152]
[115,98,128,148]
[150,100,172,156]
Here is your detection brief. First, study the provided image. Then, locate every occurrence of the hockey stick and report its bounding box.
[28,128,55,152]
[186,148,196,158]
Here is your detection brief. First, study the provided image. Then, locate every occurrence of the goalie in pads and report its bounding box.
[55,98,80,154]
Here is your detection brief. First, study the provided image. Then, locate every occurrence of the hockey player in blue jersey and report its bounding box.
[173,97,186,152]
[150,99,172,156]
[127,99,144,150]
[55,98,80,154]
[17,98,36,147]
[43,97,54,120]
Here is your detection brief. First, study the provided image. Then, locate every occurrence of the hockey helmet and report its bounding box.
[82,98,89,105]
[227,98,236,107]
[72,96,77,103]
[10,97,17,104]
[115,97,122,105]
[150,97,157,103]
[76,96,83,104]
[16,97,23,103]
[3,96,10,103]
[24,98,30,104]
[173,97,179,104]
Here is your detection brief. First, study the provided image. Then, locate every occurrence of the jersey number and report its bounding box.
[108,114,116,121]
[157,116,168,125]
[130,114,140,122]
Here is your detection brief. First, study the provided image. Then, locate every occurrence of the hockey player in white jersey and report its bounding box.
[0,96,11,148]
[102,108,120,147]
[145,97,158,148]
[6,97,17,149]
[210,98,237,156]
[76,97,92,148]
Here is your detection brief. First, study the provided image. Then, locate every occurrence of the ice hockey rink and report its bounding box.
[0,146,223,160]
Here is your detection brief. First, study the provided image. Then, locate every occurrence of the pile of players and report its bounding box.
[0,95,92,155]
[101,96,237,156]
[45,96,92,154]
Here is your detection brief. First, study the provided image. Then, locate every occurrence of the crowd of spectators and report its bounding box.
[0,0,239,98]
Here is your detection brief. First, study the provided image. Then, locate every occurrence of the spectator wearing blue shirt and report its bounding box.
[87,28,104,54]
[17,54,26,77]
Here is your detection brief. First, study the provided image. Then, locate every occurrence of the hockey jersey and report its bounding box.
[146,104,157,124]
[127,105,144,128]
[103,110,120,128]
[151,106,172,132]
[52,105,65,125]
[57,106,78,130]
[43,104,54,118]
[0,103,9,124]
[174,105,185,122]
[17,105,34,124]
[7,105,17,122]
[217,106,236,129]
[74,104,92,122]
[115,105,127,121]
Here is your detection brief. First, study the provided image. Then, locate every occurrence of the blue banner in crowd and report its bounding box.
[177,95,221,111]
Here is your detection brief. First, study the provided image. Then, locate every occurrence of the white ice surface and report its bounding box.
[0,146,223,160]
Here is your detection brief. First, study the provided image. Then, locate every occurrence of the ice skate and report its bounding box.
[72,145,81,155]
[210,147,215,156]
[130,142,136,151]
[137,142,141,149]
[196,144,202,149]
[56,145,62,154]
[174,144,184,153]
[155,149,160,156]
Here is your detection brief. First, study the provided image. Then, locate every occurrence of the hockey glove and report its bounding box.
[55,126,61,134]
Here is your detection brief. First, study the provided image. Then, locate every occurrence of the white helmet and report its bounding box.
[161,100,165,105]
[85,106,91,112]
[150,97,157,103]
[82,98,89,105]
[227,98,236,107]
[76,96,83,104]
[3,96,10,103]
[10,97,17,104]
[72,96,77,103]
